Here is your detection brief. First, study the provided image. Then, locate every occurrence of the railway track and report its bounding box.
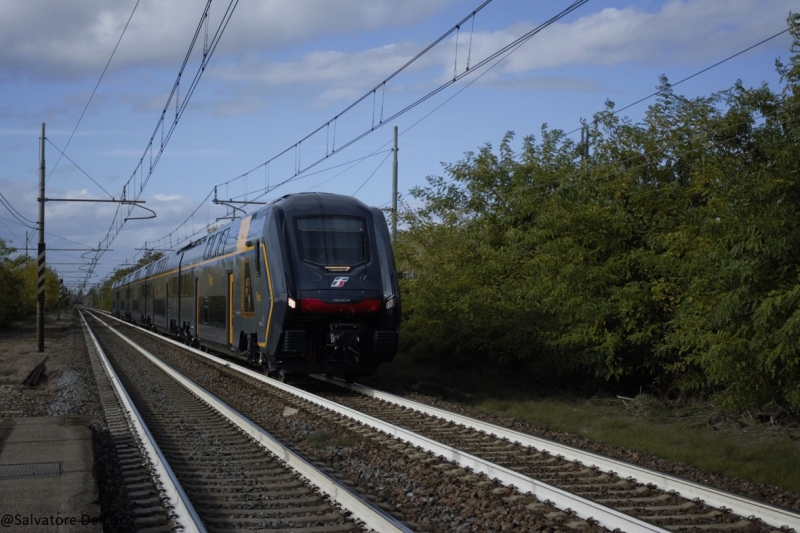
[81,310,408,532]
[304,378,800,533]
[81,313,177,532]
[84,310,800,532]
[83,311,622,531]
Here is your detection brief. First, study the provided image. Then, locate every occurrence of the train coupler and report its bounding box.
[329,324,362,363]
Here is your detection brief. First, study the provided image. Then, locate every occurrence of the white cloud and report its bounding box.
[495,0,795,73]
[0,0,458,81]
[4,0,790,113]
[211,41,431,108]
[194,0,797,110]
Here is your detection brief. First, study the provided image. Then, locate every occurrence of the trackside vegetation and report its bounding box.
[84,249,165,310]
[395,14,800,416]
[0,238,64,327]
[0,242,161,327]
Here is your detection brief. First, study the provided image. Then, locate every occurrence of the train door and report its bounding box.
[165,281,169,328]
[194,278,199,337]
[227,272,234,346]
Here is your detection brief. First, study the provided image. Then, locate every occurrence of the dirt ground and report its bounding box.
[0,309,101,419]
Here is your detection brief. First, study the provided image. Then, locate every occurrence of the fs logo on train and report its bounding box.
[331,276,349,288]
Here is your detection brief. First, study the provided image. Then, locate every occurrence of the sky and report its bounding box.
[0,0,796,291]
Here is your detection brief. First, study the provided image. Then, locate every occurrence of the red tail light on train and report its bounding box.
[300,298,381,314]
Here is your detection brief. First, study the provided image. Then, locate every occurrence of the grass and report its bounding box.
[475,396,800,493]
[366,351,800,495]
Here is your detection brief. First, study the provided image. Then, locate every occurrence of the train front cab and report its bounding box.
[267,195,400,377]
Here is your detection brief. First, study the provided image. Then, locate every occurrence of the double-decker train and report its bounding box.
[111,193,400,379]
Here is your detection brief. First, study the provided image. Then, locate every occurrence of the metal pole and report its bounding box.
[25,231,29,299]
[37,123,46,352]
[391,125,398,242]
[26,231,30,308]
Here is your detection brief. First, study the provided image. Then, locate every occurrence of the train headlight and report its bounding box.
[288,297,297,309]
[385,296,395,310]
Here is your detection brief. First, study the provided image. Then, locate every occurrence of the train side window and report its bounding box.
[204,234,217,259]
[215,229,229,256]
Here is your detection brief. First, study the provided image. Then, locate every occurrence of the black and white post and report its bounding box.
[37,122,45,352]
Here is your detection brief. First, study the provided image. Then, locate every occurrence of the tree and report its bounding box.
[0,239,23,326]
[398,14,800,412]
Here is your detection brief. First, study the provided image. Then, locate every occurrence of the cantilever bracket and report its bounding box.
[211,185,264,222]
[80,249,106,260]
[42,191,155,222]
[43,197,154,222]
[215,202,245,219]
[123,201,156,221]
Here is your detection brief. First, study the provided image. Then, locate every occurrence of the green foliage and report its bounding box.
[398,15,800,414]
[98,249,165,310]
[0,238,163,324]
[0,238,64,326]
[0,239,23,326]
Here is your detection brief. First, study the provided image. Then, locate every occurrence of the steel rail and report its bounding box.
[79,310,205,533]
[87,311,412,533]
[314,375,800,532]
[94,311,669,533]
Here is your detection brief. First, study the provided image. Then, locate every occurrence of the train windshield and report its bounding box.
[295,216,367,266]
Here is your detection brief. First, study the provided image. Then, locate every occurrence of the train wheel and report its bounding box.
[265,364,286,382]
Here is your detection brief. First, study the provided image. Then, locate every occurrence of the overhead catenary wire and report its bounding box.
[106,4,792,282]
[403,21,799,209]
[145,0,589,254]
[46,0,141,186]
[351,151,393,196]
[209,0,498,194]
[45,138,115,199]
[132,0,239,201]
[308,150,393,194]
[144,149,394,254]
[0,217,22,245]
[0,192,38,229]
[82,0,240,289]
[245,0,585,185]
[316,0,597,206]
[564,25,797,138]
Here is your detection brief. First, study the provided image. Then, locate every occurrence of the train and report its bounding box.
[111,192,401,380]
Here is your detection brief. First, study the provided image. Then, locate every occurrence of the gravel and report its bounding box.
[99,317,611,533]
[6,309,797,532]
[0,310,141,533]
